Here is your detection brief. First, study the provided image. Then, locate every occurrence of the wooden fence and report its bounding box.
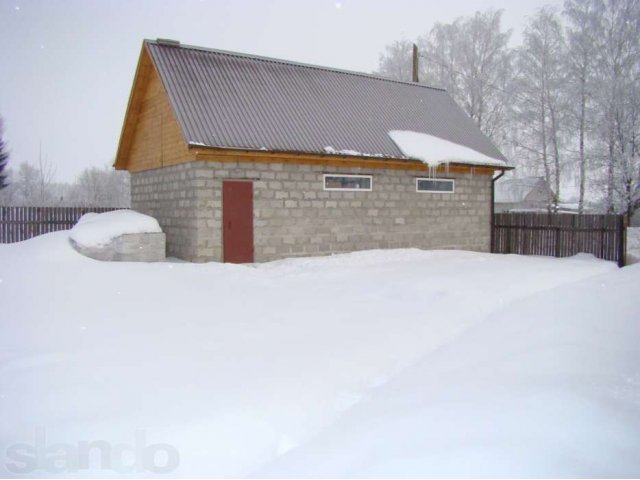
[492,212,626,266]
[0,206,119,243]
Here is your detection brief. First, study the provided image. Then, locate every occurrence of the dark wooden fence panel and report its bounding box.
[0,206,119,243]
[492,212,626,266]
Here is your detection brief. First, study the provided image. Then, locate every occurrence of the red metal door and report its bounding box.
[222,180,254,263]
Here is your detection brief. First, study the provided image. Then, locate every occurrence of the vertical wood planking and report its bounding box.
[492,212,626,266]
[0,206,120,243]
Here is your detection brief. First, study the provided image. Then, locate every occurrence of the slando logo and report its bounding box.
[4,428,179,474]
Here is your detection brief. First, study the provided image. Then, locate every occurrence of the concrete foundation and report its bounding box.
[71,232,166,262]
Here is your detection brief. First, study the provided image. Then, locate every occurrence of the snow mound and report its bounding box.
[69,210,162,248]
[388,130,506,168]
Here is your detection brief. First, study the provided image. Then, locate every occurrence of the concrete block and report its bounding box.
[71,233,166,262]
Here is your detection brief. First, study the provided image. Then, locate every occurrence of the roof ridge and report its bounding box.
[144,39,447,92]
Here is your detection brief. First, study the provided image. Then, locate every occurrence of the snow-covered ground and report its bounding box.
[1,232,639,477]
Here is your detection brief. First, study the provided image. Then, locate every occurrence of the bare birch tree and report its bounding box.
[375,40,413,82]
[418,10,513,146]
[564,0,599,212]
[590,0,640,215]
[67,166,130,207]
[513,7,566,209]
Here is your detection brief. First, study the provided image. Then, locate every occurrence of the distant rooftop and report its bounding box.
[495,177,549,203]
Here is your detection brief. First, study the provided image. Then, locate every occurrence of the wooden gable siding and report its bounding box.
[115,45,193,172]
[126,67,192,172]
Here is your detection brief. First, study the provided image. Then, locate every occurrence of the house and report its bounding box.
[494,177,554,213]
[114,39,510,263]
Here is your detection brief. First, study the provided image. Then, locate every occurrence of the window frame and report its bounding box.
[323,173,373,192]
[415,177,455,194]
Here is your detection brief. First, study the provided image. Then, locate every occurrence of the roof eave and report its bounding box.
[187,144,513,171]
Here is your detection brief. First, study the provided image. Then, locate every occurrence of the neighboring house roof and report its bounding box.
[494,177,552,203]
[130,39,506,167]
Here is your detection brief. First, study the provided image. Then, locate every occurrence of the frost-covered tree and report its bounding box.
[374,4,640,215]
[0,164,130,207]
[375,11,513,148]
[417,20,461,95]
[0,118,9,190]
[419,10,514,146]
[589,0,640,214]
[14,162,52,206]
[563,0,599,212]
[0,169,17,205]
[67,166,130,207]
[375,40,414,82]
[512,7,567,209]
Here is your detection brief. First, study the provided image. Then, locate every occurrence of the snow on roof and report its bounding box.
[323,146,386,157]
[69,210,162,248]
[388,130,507,168]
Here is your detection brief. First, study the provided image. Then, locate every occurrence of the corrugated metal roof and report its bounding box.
[145,39,507,165]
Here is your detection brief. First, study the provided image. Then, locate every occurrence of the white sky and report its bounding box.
[0,0,561,182]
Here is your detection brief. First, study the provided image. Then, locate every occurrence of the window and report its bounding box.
[416,178,455,193]
[323,174,372,191]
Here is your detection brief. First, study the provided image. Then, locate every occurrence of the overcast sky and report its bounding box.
[0,0,561,181]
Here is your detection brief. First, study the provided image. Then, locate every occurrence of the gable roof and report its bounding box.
[117,39,508,169]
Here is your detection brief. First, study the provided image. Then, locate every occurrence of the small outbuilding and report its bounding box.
[115,39,510,263]
[494,177,555,213]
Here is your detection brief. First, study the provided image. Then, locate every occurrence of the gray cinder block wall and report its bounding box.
[131,160,492,262]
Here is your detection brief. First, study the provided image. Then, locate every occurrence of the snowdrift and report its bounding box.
[1,232,638,477]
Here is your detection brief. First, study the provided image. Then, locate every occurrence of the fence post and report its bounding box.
[600,218,606,261]
[506,214,512,254]
[618,215,626,267]
[554,214,561,258]
[571,214,577,256]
